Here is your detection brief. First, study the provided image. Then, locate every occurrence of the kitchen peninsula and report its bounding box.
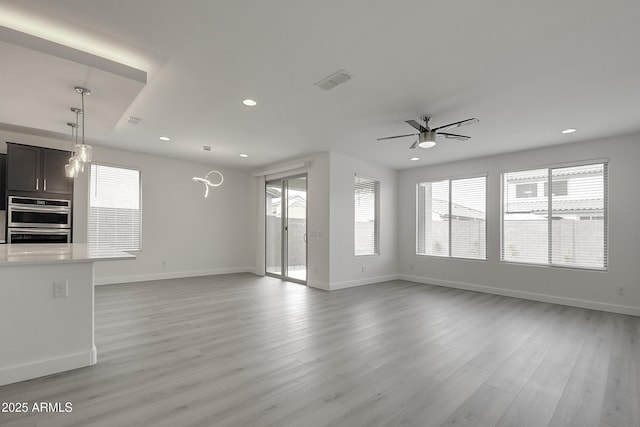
[0,244,135,386]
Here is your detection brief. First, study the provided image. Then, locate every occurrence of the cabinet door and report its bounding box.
[0,154,5,209]
[42,149,73,194]
[6,143,41,192]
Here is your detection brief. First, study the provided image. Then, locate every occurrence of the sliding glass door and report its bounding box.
[265,175,307,283]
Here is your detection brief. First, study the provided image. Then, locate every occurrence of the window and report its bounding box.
[354,175,379,256]
[89,164,141,251]
[416,176,486,260]
[502,162,607,270]
[516,183,538,198]
[543,180,568,197]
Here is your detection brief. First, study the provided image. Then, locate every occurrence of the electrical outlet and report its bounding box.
[409,264,415,270]
[53,281,68,298]
[361,265,366,273]
[161,260,167,268]
[617,287,625,296]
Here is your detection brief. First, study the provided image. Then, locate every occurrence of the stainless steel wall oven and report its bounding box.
[7,196,72,243]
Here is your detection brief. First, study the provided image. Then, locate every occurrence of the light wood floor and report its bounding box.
[1,274,639,427]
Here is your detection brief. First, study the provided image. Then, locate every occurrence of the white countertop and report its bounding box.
[0,243,136,266]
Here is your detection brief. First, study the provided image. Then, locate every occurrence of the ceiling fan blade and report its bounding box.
[438,132,471,141]
[405,120,427,132]
[377,133,418,141]
[432,118,478,132]
[409,139,419,149]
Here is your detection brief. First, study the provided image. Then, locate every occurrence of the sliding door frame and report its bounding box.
[265,174,308,285]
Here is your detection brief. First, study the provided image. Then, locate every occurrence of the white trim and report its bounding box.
[414,171,488,186]
[95,266,256,285]
[328,275,399,291]
[400,274,640,316]
[0,349,94,387]
[500,157,609,175]
[307,280,330,291]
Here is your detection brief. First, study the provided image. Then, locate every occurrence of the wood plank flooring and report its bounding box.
[1,274,639,426]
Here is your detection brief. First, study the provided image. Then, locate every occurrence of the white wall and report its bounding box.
[75,145,255,284]
[398,133,640,315]
[328,152,397,290]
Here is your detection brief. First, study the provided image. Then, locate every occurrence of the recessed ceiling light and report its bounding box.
[410,157,420,161]
[159,136,170,141]
[561,128,576,134]
[242,99,257,107]
[239,153,249,158]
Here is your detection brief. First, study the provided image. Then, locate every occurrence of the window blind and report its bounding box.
[416,180,449,257]
[451,177,487,259]
[88,164,141,251]
[502,162,607,270]
[416,176,486,260]
[354,175,380,256]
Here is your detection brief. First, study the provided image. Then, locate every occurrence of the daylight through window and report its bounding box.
[416,176,487,260]
[355,175,380,256]
[502,162,607,270]
[88,164,142,251]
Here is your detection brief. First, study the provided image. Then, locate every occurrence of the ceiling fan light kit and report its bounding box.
[378,115,478,149]
[418,131,437,148]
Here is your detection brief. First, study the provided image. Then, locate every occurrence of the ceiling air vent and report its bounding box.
[315,69,352,90]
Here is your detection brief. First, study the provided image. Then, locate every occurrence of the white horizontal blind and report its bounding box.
[416,176,486,260]
[451,177,487,259]
[416,180,449,256]
[354,175,380,256]
[88,164,141,251]
[502,168,549,264]
[550,163,607,269]
[502,162,607,270]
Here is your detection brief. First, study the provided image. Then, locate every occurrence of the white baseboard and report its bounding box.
[307,280,330,291]
[0,350,94,387]
[328,275,400,291]
[95,266,256,286]
[400,274,640,317]
[307,275,399,291]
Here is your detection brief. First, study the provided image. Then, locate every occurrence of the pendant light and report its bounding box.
[64,120,79,178]
[192,170,224,198]
[64,107,83,177]
[74,86,93,163]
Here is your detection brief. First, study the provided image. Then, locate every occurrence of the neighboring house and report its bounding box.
[504,164,605,220]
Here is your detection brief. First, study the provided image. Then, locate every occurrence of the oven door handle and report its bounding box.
[9,228,71,234]
[9,205,71,213]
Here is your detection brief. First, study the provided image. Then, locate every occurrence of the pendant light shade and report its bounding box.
[65,120,79,178]
[74,143,93,163]
[65,162,79,178]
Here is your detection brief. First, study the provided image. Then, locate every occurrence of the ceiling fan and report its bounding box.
[377,116,479,149]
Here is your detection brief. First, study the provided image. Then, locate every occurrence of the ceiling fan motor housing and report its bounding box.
[418,131,437,148]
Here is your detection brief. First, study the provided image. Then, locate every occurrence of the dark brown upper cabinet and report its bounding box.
[6,142,73,196]
[0,153,5,210]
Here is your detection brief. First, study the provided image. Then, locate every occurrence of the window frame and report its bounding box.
[415,173,488,261]
[88,163,143,252]
[500,159,608,271]
[354,174,380,257]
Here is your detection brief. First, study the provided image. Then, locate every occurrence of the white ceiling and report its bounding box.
[0,0,639,171]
